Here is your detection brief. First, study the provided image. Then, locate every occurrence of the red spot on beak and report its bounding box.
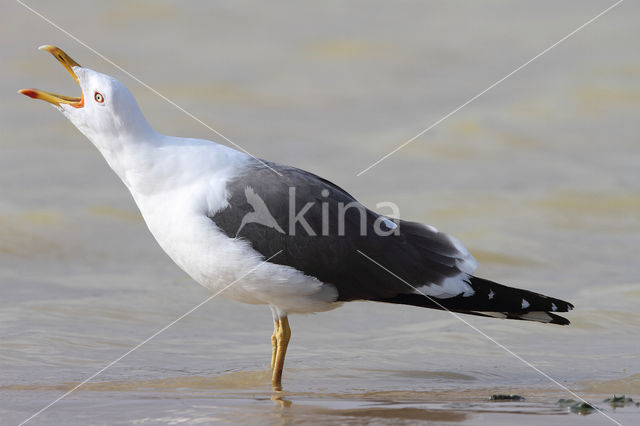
[20,89,39,99]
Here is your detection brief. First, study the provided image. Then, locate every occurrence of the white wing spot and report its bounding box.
[521,299,530,309]
[415,274,474,299]
[551,303,558,312]
[488,289,495,300]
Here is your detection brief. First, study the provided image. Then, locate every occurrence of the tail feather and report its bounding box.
[376,276,574,325]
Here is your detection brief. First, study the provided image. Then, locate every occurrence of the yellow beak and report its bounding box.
[19,45,84,108]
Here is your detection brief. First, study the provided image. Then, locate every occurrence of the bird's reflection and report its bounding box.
[271,387,292,407]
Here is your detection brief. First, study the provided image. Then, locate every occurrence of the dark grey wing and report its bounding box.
[210,159,474,302]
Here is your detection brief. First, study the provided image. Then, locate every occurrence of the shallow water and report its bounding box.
[2,1,640,424]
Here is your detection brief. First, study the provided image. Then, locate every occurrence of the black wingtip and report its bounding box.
[504,311,571,325]
[467,276,575,314]
[548,313,571,325]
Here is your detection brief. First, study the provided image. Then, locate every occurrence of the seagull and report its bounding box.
[20,46,573,390]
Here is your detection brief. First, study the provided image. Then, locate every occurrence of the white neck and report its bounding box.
[65,99,248,210]
[91,129,162,192]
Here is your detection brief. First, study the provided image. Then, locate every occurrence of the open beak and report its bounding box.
[19,45,84,108]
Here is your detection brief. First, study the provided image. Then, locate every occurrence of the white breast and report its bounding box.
[124,138,339,314]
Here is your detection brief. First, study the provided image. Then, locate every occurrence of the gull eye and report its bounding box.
[94,92,105,103]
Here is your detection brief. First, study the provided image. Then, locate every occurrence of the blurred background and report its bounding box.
[1,1,638,424]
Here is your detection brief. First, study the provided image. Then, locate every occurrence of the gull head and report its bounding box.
[19,45,154,145]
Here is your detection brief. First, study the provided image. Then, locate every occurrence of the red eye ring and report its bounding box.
[94,92,104,103]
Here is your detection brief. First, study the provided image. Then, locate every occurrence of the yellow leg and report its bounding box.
[271,316,291,390]
[270,320,279,370]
